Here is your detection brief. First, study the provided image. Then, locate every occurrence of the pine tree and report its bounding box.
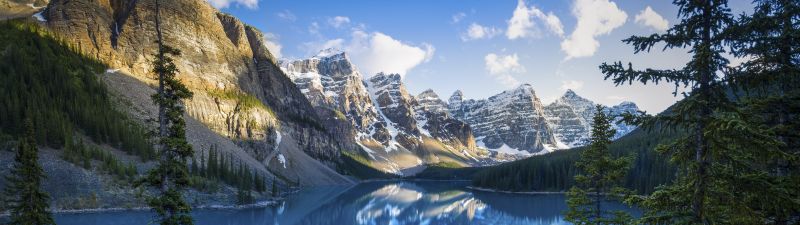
[138,0,194,224]
[598,0,787,223]
[3,119,55,225]
[565,105,632,225]
[726,0,800,223]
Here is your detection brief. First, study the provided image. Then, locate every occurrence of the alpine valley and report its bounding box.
[1,0,643,216]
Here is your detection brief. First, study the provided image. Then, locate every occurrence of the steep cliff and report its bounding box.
[449,84,559,154]
[281,52,490,174]
[35,0,354,186]
[543,90,640,147]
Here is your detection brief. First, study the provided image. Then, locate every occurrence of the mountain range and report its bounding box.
[0,0,640,202]
[280,49,641,173]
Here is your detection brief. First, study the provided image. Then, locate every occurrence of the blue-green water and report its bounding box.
[27,181,639,225]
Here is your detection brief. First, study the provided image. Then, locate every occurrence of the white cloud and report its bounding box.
[560,80,585,90]
[276,9,296,21]
[634,6,669,31]
[485,53,524,87]
[560,0,627,59]
[506,0,564,40]
[308,22,320,35]
[328,16,351,28]
[606,95,627,101]
[462,23,502,41]
[263,33,283,59]
[207,0,258,9]
[452,12,467,23]
[306,31,434,77]
[302,38,345,54]
[561,0,628,59]
[351,32,434,76]
[422,43,435,63]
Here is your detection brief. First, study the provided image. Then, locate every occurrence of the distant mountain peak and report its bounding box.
[418,89,438,97]
[372,72,402,81]
[314,48,345,58]
[517,83,534,90]
[617,101,637,107]
[563,89,578,97]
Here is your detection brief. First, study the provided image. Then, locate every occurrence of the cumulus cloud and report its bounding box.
[351,32,434,77]
[634,6,669,31]
[452,12,467,23]
[328,16,351,28]
[462,23,502,41]
[306,30,435,77]
[263,33,283,59]
[485,53,524,87]
[560,80,585,90]
[308,22,320,35]
[560,0,627,59]
[506,0,564,40]
[276,9,296,21]
[207,0,258,9]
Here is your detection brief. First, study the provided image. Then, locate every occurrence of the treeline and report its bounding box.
[472,127,676,194]
[62,136,138,183]
[188,145,270,203]
[336,150,398,180]
[0,20,154,159]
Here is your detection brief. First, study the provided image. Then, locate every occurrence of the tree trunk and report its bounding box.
[154,0,169,195]
[693,2,712,224]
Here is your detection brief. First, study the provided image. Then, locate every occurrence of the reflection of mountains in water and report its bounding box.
[290,181,568,225]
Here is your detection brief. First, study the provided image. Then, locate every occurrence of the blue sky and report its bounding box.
[215,0,754,113]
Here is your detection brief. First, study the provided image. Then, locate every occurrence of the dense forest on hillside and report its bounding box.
[0,20,154,159]
[471,127,677,194]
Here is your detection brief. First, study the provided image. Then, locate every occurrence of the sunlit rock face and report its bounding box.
[279,49,381,133]
[40,0,354,185]
[281,53,490,175]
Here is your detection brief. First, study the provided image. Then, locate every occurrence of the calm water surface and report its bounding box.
[47,181,639,225]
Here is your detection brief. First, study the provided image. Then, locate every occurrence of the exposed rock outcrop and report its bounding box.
[39,0,353,185]
[543,90,640,147]
[448,84,558,154]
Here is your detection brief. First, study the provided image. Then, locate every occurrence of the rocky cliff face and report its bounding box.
[366,73,487,170]
[280,52,489,174]
[37,0,353,185]
[449,84,559,154]
[279,49,380,133]
[413,90,477,152]
[543,90,594,148]
[543,90,640,148]
[606,101,639,139]
[449,87,640,154]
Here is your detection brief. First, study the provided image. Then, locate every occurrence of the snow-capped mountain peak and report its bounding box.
[314,48,345,59]
[544,90,640,148]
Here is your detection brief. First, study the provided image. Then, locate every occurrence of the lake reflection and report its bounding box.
[48,181,638,225]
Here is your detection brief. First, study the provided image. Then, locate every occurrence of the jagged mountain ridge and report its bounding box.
[544,90,639,147]
[281,49,641,161]
[448,84,559,154]
[451,87,640,153]
[280,51,488,175]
